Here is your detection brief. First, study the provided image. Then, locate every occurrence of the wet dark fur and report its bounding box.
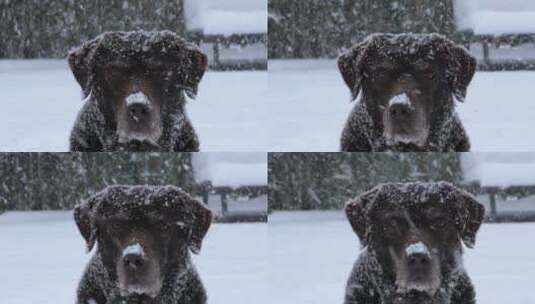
[344,182,484,304]
[74,185,212,304]
[68,31,207,152]
[338,34,476,152]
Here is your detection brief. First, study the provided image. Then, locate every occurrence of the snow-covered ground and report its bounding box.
[2,59,534,152]
[269,211,535,304]
[1,210,533,304]
[0,60,268,152]
[268,60,535,152]
[0,211,267,304]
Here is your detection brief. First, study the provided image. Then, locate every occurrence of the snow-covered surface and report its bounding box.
[204,194,267,216]
[0,60,268,152]
[477,194,535,214]
[0,211,267,304]
[268,60,535,152]
[472,11,535,35]
[269,211,535,304]
[192,153,267,187]
[184,0,267,35]
[462,153,535,187]
[454,0,535,34]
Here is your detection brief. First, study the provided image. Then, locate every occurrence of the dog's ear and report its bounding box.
[68,40,99,97]
[452,190,484,248]
[443,43,476,103]
[179,197,212,254]
[345,188,378,247]
[338,41,369,101]
[74,197,99,252]
[179,45,208,99]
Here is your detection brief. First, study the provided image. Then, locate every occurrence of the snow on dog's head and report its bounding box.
[345,182,484,297]
[74,185,213,298]
[68,30,207,152]
[338,33,476,151]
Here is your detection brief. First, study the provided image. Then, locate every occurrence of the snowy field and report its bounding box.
[269,211,535,304]
[0,60,268,152]
[268,60,535,152]
[0,211,267,304]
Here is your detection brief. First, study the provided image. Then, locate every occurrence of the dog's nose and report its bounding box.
[389,103,413,118]
[128,103,151,121]
[408,252,430,267]
[123,253,145,270]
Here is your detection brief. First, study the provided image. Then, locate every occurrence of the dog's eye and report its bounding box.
[108,221,126,233]
[384,215,409,231]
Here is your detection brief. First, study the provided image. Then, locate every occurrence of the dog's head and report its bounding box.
[345,182,483,298]
[338,34,476,149]
[69,31,207,149]
[74,185,212,298]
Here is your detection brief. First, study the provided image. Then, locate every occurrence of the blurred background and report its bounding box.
[269,0,535,70]
[0,152,267,222]
[0,0,267,70]
[269,152,535,222]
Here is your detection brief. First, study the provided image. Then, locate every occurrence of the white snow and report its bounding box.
[192,153,267,187]
[125,92,150,107]
[454,0,535,35]
[269,211,535,304]
[184,0,267,35]
[405,242,430,256]
[203,11,267,36]
[473,11,535,35]
[268,60,535,152]
[389,94,412,107]
[122,243,145,258]
[462,153,535,187]
[0,211,267,304]
[0,60,268,152]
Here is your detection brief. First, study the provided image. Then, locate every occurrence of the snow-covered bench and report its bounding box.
[192,154,267,222]
[455,0,535,70]
[184,0,267,70]
[462,153,535,222]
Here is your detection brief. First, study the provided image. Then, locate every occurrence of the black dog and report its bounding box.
[69,31,207,151]
[338,33,476,152]
[74,185,212,303]
[344,182,484,304]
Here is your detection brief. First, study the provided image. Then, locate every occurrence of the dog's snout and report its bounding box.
[123,253,145,270]
[128,103,151,120]
[408,252,430,267]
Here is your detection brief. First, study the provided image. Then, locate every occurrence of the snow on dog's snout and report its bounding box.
[122,243,145,258]
[126,92,151,108]
[405,241,430,257]
[388,93,414,109]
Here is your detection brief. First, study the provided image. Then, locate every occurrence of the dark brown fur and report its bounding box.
[69,31,207,152]
[74,185,212,304]
[344,182,484,304]
[338,33,476,152]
